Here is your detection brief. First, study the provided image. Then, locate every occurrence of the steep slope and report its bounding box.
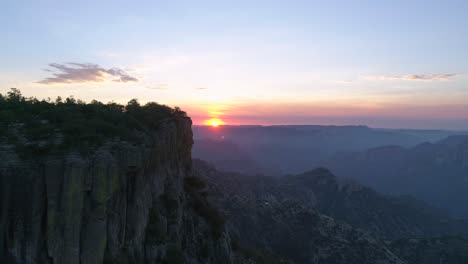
[194,160,406,264]
[284,169,468,239]
[321,135,468,218]
[193,160,468,263]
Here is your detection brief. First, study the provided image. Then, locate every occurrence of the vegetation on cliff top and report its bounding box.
[0,88,187,155]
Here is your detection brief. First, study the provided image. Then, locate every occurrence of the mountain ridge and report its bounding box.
[193,159,468,263]
[321,135,468,218]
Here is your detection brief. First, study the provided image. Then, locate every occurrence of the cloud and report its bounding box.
[332,80,354,84]
[146,83,169,90]
[37,63,138,84]
[371,73,458,81]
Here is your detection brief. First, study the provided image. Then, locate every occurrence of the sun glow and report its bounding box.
[205,118,224,127]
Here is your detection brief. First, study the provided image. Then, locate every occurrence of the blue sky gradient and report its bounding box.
[1,0,468,129]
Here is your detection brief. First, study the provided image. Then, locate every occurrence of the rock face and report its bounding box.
[0,117,234,264]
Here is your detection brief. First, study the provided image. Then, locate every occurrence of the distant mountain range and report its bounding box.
[321,135,468,219]
[193,126,468,219]
[193,125,468,175]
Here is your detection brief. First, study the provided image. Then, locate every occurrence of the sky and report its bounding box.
[1,0,468,129]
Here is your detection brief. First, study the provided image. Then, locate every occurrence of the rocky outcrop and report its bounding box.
[0,117,235,264]
[195,160,468,241]
[194,160,405,264]
[194,159,468,264]
[284,169,468,239]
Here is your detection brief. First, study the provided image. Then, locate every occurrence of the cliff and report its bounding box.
[0,116,235,264]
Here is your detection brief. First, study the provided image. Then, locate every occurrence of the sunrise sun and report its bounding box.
[205,118,224,127]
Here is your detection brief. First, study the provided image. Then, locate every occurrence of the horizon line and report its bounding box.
[192,124,468,132]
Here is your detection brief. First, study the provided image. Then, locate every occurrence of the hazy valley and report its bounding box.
[193,125,468,220]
